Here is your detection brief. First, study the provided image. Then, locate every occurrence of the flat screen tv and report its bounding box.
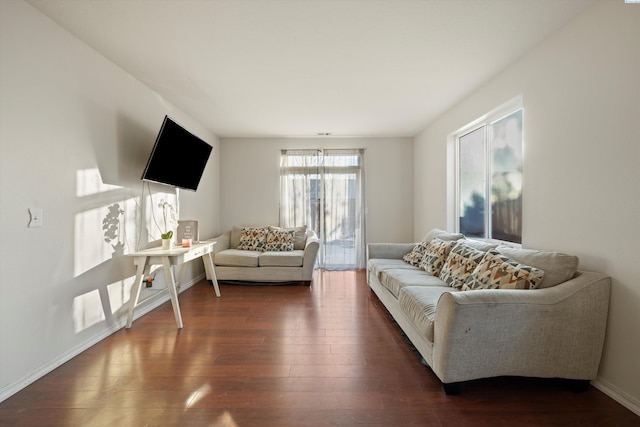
[141,116,213,191]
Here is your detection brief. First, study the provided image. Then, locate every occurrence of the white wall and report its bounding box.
[0,0,220,401]
[414,1,640,413]
[220,137,414,244]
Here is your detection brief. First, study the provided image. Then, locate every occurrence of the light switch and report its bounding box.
[29,208,43,227]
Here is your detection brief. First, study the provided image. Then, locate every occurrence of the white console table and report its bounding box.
[126,241,219,329]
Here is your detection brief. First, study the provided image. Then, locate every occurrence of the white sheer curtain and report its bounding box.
[280,149,366,270]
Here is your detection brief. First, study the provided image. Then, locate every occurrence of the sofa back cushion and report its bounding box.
[460,239,499,252]
[230,225,243,249]
[496,246,579,288]
[421,228,464,243]
[292,226,308,250]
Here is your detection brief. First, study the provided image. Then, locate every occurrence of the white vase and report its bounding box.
[162,239,173,250]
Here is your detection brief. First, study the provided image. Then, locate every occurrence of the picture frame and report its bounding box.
[177,220,199,243]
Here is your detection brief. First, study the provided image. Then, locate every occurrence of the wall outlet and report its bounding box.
[28,208,43,228]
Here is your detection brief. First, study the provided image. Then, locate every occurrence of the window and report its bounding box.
[456,106,523,244]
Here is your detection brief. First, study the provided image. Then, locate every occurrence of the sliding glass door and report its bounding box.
[280,149,366,270]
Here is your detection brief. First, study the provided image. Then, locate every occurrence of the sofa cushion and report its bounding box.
[379,268,446,298]
[439,241,488,290]
[215,249,260,267]
[419,238,458,277]
[295,227,309,250]
[230,225,243,249]
[398,286,453,343]
[259,250,304,267]
[291,226,309,250]
[462,250,545,291]
[265,228,295,251]
[421,228,464,243]
[461,239,499,252]
[496,246,579,288]
[237,227,269,251]
[402,241,430,267]
[368,259,417,282]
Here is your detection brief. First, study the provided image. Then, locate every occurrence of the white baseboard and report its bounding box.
[592,377,640,417]
[0,275,204,403]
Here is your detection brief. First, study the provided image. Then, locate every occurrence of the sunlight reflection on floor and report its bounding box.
[211,411,239,427]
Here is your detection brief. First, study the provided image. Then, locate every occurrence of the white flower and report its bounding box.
[158,199,177,238]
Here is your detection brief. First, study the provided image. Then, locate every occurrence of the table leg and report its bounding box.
[126,257,150,328]
[163,256,183,328]
[176,264,185,287]
[203,252,221,297]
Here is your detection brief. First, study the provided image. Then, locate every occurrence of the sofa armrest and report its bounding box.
[302,232,320,281]
[432,271,611,384]
[367,243,415,260]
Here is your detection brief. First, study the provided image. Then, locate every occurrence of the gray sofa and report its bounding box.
[209,225,320,284]
[367,229,611,394]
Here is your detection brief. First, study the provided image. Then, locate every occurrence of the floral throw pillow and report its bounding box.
[237,227,268,252]
[265,229,295,251]
[462,250,545,291]
[402,241,430,267]
[419,238,458,277]
[439,241,488,290]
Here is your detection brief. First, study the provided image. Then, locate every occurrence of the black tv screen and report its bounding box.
[141,116,213,191]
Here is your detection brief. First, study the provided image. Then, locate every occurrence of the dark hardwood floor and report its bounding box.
[1,270,638,426]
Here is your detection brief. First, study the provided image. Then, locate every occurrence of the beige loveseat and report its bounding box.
[367,229,611,395]
[209,225,320,284]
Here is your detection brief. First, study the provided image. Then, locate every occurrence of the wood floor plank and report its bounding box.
[0,270,638,426]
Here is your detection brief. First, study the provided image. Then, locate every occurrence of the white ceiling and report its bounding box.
[27,0,596,138]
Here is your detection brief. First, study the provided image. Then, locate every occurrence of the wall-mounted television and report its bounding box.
[141,116,213,191]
